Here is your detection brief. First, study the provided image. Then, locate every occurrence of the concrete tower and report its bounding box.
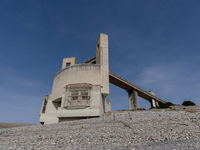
[39,33,111,124]
[96,33,109,97]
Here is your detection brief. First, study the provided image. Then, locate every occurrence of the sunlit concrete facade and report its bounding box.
[40,33,111,124]
[40,33,167,124]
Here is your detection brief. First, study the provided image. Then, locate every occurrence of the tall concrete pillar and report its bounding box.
[128,89,139,110]
[149,91,159,108]
[151,99,156,108]
[156,101,159,107]
[96,33,109,97]
[151,99,159,108]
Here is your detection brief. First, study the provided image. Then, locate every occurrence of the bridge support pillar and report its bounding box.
[151,99,159,108]
[149,91,159,108]
[128,89,139,110]
[151,99,156,108]
[156,101,159,107]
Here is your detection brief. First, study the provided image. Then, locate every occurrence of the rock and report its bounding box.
[0,110,200,149]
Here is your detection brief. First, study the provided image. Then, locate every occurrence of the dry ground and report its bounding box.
[0,123,35,129]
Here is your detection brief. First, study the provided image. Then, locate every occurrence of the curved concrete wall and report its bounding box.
[51,64,101,98]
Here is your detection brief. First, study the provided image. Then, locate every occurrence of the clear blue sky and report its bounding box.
[1,0,200,125]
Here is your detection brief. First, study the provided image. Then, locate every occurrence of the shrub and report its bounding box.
[166,102,174,106]
[182,100,195,106]
[159,103,169,108]
[159,101,174,109]
[156,106,160,109]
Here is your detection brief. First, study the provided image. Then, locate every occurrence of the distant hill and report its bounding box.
[0,123,35,129]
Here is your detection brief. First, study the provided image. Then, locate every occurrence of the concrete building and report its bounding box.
[40,33,166,124]
[40,33,111,124]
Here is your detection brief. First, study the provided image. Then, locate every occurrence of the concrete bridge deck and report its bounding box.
[84,56,166,109]
[109,71,166,104]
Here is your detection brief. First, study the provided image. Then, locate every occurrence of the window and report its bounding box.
[81,91,89,100]
[71,91,78,100]
[66,83,92,109]
[42,99,48,113]
[66,63,71,67]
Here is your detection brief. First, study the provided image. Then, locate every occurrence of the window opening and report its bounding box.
[42,99,48,113]
[66,83,92,109]
[66,63,71,67]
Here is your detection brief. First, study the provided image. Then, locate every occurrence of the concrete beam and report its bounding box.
[109,71,166,104]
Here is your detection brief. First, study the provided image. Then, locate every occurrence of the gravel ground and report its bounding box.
[1,110,200,150]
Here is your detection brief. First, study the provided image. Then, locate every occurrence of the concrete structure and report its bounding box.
[40,33,111,124]
[40,33,166,124]
[109,72,165,109]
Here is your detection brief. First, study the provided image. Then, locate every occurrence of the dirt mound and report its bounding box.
[0,123,35,129]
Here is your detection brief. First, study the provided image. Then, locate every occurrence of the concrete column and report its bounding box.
[151,99,160,108]
[128,89,139,110]
[78,91,82,105]
[96,33,109,97]
[63,90,69,107]
[156,101,159,107]
[61,93,66,108]
[151,99,156,108]
[149,91,159,108]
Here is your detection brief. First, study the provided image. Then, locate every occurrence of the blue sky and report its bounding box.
[0,0,200,124]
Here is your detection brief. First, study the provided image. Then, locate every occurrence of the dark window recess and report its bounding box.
[71,91,78,100]
[66,63,71,67]
[42,99,48,113]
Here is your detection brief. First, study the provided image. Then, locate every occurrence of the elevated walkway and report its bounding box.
[109,71,166,104]
[84,56,166,109]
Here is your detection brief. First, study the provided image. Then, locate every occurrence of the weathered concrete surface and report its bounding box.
[62,57,77,69]
[40,33,166,124]
[109,71,166,104]
[128,89,139,110]
[40,33,111,124]
[83,57,166,106]
[95,33,109,96]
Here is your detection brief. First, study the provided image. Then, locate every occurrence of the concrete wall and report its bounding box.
[96,33,109,96]
[40,84,110,124]
[40,97,60,124]
[40,33,111,125]
[39,97,59,124]
[59,117,86,122]
[39,95,49,115]
[105,98,111,112]
[56,85,103,118]
[52,64,101,99]
[62,57,77,69]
